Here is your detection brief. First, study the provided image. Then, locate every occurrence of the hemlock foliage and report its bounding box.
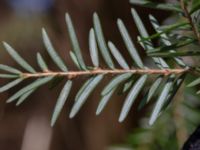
[0,0,200,135]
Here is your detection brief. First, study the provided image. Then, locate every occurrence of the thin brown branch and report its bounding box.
[180,0,200,43]
[21,68,189,79]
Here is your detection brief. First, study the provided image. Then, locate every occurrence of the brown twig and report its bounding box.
[180,0,200,44]
[21,68,189,79]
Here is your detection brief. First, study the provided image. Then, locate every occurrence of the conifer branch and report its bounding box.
[1,1,200,127]
[21,68,189,79]
[180,0,200,43]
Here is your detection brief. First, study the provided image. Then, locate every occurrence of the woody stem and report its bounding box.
[21,68,189,79]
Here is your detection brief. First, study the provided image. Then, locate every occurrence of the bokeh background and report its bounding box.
[0,0,179,150]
